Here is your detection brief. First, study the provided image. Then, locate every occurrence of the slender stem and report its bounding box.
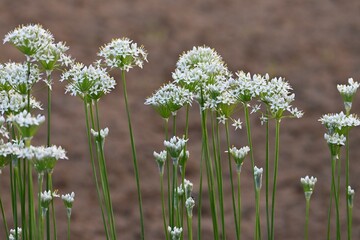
[244,105,257,193]
[255,189,262,240]
[265,111,270,240]
[213,113,226,239]
[326,175,333,240]
[331,156,341,240]
[197,139,204,240]
[0,177,9,240]
[83,99,110,240]
[171,163,178,226]
[38,174,44,239]
[121,70,144,239]
[28,160,36,240]
[94,101,117,239]
[187,215,193,240]
[164,118,172,227]
[348,206,353,240]
[160,175,169,240]
[46,73,52,147]
[305,198,310,240]
[48,174,57,240]
[270,119,280,240]
[200,108,219,240]
[67,215,71,240]
[237,172,241,240]
[345,131,350,240]
[46,174,51,240]
[225,121,240,240]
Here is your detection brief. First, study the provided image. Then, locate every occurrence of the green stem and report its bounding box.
[270,119,280,240]
[0,177,9,240]
[83,99,110,240]
[49,174,57,240]
[255,189,262,240]
[331,156,341,240]
[348,206,353,240]
[200,108,219,240]
[225,121,240,240]
[187,216,193,240]
[171,163,178,226]
[67,215,71,240]
[164,118,172,228]
[38,174,44,239]
[237,172,241,240]
[345,131,350,240]
[326,176,333,240]
[121,70,144,239]
[94,101,117,239]
[28,160,36,240]
[265,111,270,240]
[160,175,169,240]
[197,140,204,240]
[305,198,310,240]
[213,113,226,239]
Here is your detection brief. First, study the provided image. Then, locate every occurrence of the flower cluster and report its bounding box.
[62,192,75,217]
[167,226,183,240]
[347,186,355,208]
[98,38,148,71]
[300,175,317,200]
[337,78,359,112]
[61,63,116,100]
[4,24,54,57]
[0,62,41,94]
[145,83,193,119]
[228,146,250,172]
[254,166,263,190]
[0,90,42,115]
[164,136,188,164]
[153,150,167,175]
[319,112,360,134]
[9,228,22,240]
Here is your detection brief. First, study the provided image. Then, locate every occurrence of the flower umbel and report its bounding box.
[98,38,148,71]
[300,175,317,200]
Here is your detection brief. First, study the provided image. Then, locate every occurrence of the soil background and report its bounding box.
[1,0,360,239]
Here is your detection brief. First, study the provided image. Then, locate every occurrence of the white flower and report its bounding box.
[153,150,167,174]
[228,146,250,171]
[62,192,75,208]
[232,118,242,130]
[324,133,346,146]
[185,197,195,217]
[254,166,263,190]
[4,24,54,56]
[289,107,304,118]
[168,226,183,240]
[145,83,193,119]
[61,63,116,99]
[300,175,317,194]
[172,46,230,99]
[7,110,45,127]
[164,136,188,162]
[91,128,109,139]
[9,228,22,240]
[319,112,360,133]
[347,186,355,207]
[0,90,42,115]
[337,78,359,103]
[251,104,261,114]
[217,114,227,124]
[98,38,148,71]
[0,62,41,94]
[34,41,73,70]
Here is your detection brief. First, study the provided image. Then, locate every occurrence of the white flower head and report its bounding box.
[91,128,109,144]
[0,62,41,94]
[0,90,42,115]
[153,150,167,175]
[185,197,195,217]
[348,186,355,207]
[164,136,188,163]
[9,228,22,240]
[300,175,317,199]
[61,63,116,100]
[98,38,148,71]
[4,24,54,57]
[337,78,359,111]
[319,112,360,134]
[34,41,73,71]
[145,83,193,119]
[168,226,183,240]
[62,192,75,208]
[17,145,67,173]
[324,133,346,146]
[7,110,45,138]
[228,146,250,172]
[254,166,263,190]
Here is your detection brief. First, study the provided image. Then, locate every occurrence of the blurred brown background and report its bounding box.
[1,0,360,239]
